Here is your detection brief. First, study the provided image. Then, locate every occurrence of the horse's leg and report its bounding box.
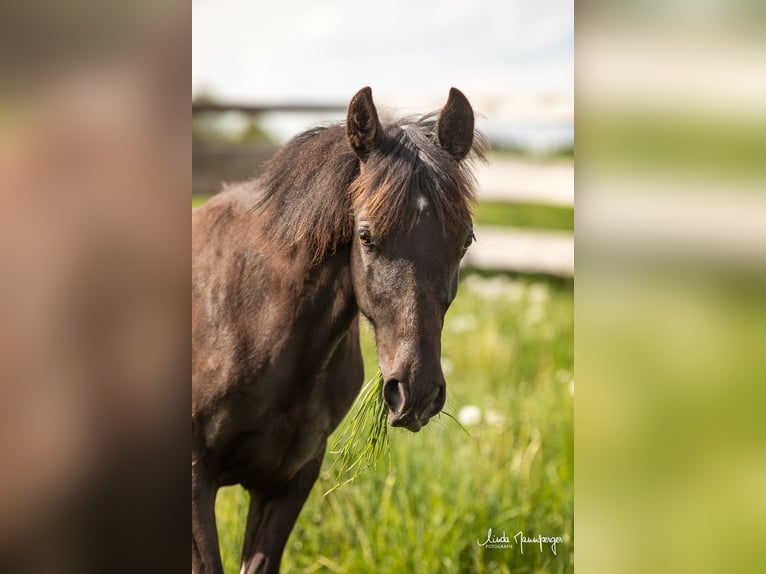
[192,458,223,574]
[239,452,323,574]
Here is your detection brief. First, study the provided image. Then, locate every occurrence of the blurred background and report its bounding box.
[193,0,574,572]
[0,2,189,573]
[577,2,766,574]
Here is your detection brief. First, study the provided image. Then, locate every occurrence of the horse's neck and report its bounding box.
[292,244,358,348]
[247,189,359,351]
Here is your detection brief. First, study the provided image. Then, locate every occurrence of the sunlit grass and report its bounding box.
[215,273,574,573]
[325,369,388,495]
[474,201,574,231]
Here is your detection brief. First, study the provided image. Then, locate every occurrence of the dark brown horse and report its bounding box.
[192,87,485,573]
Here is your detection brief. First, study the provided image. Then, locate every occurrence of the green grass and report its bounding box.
[214,273,574,573]
[193,195,574,232]
[326,369,389,495]
[473,201,573,232]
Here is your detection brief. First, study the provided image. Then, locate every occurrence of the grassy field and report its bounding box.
[473,201,573,232]
[214,273,574,573]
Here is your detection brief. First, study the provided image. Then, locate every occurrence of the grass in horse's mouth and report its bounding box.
[325,369,469,495]
[325,369,388,495]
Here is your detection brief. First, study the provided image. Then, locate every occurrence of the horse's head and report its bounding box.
[345,87,480,432]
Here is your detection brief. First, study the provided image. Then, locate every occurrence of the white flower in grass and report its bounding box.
[523,305,545,326]
[440,357,454,374]
[463,275,525,304]
[485,409,506,427]
[457,405,482,427]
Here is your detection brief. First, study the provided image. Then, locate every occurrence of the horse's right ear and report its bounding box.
[436,87,474,160]
[346,87,382,160]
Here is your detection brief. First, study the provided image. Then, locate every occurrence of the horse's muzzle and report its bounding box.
[388,409,424,432]
[384,378,445,432]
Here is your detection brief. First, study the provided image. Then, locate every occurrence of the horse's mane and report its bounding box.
[252,113,487,262]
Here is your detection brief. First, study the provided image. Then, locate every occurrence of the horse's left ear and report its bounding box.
[346,87,383,161]
[436,87,474,160]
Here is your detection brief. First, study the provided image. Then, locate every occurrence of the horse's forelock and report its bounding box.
[350,115,485,237]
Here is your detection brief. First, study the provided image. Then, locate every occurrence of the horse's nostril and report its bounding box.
[425,384,447,419]
[383,378,407,414]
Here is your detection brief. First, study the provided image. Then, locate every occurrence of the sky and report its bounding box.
[192,0,573,148]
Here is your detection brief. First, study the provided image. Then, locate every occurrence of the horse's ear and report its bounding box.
[436,87,474,160]
[346,87,382,160]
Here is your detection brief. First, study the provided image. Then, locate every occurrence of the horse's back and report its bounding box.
[192,187,322,466]
[192,187,275,412]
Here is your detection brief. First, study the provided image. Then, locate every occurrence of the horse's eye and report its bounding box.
[462,230,475,252]
[359,228,375,248]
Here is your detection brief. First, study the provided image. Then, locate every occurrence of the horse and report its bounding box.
[192,87,485,574]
